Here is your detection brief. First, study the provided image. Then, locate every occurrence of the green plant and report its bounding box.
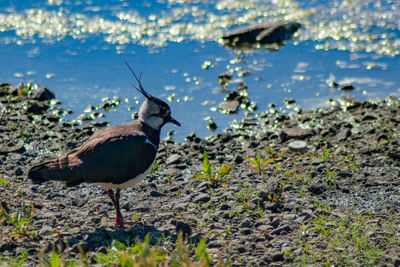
[132,213,142,222]
[244,154,275,175]
[267,180,285,203]
[324,167,337,186]
[93,233,230,267]
[0,201,37,239]
[193,151,231,184]
[0,174,10,186]
[151,160,163,173]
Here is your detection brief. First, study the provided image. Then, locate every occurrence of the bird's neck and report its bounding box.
[140,120,161,148]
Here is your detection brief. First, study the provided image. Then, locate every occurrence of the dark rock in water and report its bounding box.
[222,21,301,48]
[218,101,240,114]
[340,85,355,91]
[207,118,217,132]
[26,102,49,114]
[219,81,255,114]
[218,73,232,87]
[32,87,55,101]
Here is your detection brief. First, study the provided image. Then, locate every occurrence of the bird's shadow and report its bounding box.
[56,224,202,254]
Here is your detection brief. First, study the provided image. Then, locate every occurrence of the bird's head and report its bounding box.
[125,61,181,130]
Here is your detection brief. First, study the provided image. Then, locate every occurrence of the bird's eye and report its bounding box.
[159,107,166,115]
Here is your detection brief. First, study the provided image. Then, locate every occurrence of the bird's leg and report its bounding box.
[108,189,124,227]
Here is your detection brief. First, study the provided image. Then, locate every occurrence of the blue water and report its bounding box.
[0,0,399,140]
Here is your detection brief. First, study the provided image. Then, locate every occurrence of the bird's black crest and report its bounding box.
[124,61,170,110]
[124,60,154,100]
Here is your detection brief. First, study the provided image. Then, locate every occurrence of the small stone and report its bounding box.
[219,203,231,210]
[0,144,25,155]
[15,167,23,176]
[240,229,252,235]
[288,140,307,153]
[362,114,377,121]
[234,155,244,164]
[270,225,291,235]
[240,219,253,228]
[271,252,284,262]
[193,194,211,204]
[388,148,400,160]
[280,127,314,142]
[39,225,53,235]
[166,154,181,165]
[308,183,327,195]
[337,171,352,178]
[150,191,166,197]
[175,221,192,238]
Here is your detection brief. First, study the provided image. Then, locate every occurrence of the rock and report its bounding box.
[149,190,166,197]
[175,221,192,238]
[388,148,400,160]
[32,87,55,101]
[288,140,307,153]
[218,101,240,114]
[280,127,314,142]
[193,194,211,204]
[270,225,291,235]
[240,219,253,228]
[340,84,355,91]
[222,21,301,48]
[335,128,352,141]
[234,154,244,164]
[219,203,231,210]
[14,167,23,176]
[0,143,25,155]
[26,102,49,114]
[166,154,181,165]
[308,183,327,195]
[218,132,232,143]
[240,229,252,235]
[207,118,217,132]
[0,83,12,96]
[362,114,377,121]
[218,73,232,86]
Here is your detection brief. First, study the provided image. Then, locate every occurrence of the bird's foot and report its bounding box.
[114,216,135,228]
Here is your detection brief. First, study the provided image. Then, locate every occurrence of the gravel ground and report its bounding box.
[1,83,400,266]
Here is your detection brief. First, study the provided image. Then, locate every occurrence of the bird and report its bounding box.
[28,62,181,227]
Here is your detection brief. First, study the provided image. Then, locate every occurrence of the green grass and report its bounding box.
[295,211,399,266]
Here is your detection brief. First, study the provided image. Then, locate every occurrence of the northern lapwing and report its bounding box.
[28,63,181,227]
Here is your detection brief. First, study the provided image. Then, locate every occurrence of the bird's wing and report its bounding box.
[64,130,157,185]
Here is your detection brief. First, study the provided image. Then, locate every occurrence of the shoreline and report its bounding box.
[1,82,399,265]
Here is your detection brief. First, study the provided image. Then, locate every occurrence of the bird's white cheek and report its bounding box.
[145,116,164,129]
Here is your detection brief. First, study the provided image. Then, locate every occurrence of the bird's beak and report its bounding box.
[168,116,181,126]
